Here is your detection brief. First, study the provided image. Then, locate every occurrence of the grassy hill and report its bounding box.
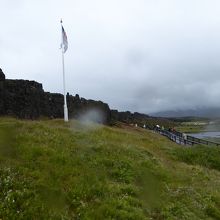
[0,118,220,219]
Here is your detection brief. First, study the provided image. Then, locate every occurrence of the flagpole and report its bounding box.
[60,19,68,122]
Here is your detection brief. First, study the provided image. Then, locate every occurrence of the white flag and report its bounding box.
[61,25,68,53]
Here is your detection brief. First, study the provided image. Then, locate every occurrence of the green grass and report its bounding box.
[172,145,220,172]
[0,117,220,219]
[176,122,206,133]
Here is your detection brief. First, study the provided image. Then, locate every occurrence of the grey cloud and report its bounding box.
[1,0,220,114]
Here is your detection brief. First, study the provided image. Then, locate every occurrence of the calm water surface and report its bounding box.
[189,131,220,139]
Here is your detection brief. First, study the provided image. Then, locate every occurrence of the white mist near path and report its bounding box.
[70,109,105,131]
[78,109,104,125]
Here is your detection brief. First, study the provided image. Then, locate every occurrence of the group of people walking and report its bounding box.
[153,125,188,145]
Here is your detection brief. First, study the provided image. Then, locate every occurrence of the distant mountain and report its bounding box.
[151,107,220,118]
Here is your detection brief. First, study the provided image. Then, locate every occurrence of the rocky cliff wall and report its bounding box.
[110,110,149,124]
[1,68,161,126]
[0,69,111,124]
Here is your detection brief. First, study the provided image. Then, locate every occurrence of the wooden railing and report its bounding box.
[186,135,220,146]
[154,128,220,146]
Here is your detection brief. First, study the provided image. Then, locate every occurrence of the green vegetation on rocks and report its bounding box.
[0,117,220,219]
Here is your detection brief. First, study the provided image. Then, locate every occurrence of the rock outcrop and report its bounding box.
[0,69,5,81]
[110,110,149,124]
[0,69,111,124]
[110,109,176,128]
[1,68,173,127]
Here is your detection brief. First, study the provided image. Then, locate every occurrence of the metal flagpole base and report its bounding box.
[64,104,69,122]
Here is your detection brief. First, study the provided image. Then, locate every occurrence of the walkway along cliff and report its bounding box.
[154,127,220,146]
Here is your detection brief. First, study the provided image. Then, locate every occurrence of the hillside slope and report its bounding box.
[0,118,220,219]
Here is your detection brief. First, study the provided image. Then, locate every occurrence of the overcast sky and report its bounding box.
[1,0,220,114]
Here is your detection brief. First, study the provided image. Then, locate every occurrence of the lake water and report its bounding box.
[189,131,220,139]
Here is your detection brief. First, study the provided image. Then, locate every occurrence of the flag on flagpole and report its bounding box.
[61,25,68,53]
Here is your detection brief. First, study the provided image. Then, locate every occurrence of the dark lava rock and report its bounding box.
[0,69,111,124]
[0,68,5,81]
